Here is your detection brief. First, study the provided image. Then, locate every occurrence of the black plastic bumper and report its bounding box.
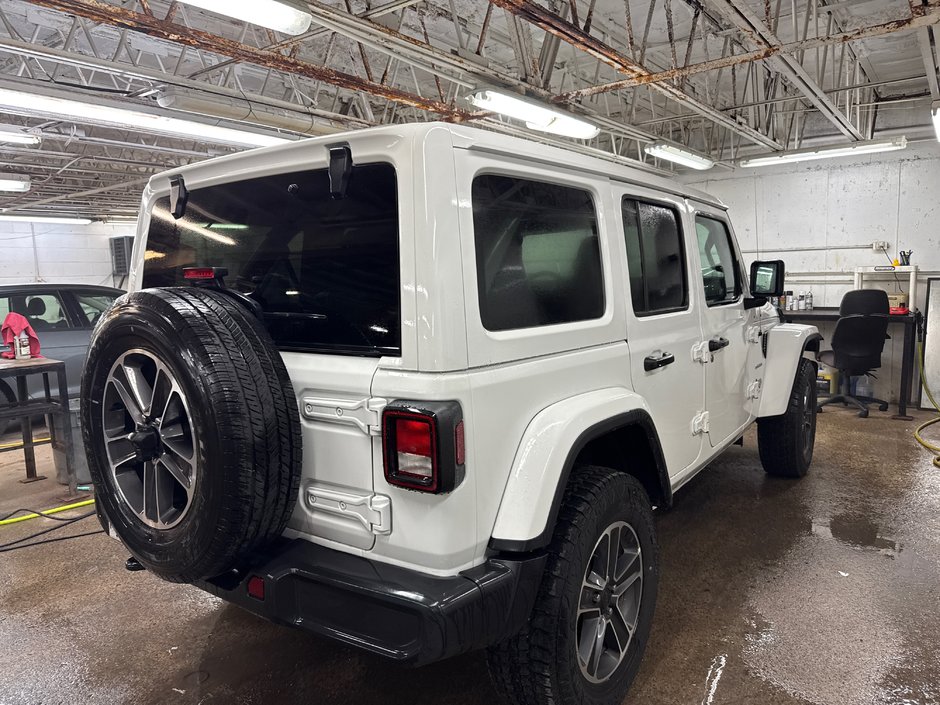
[194,539,546,666]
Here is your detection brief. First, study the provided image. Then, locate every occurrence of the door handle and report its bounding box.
[644,351,675,371]
[708,337,730,352]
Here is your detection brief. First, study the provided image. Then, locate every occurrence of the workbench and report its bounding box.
[0,357,75,489]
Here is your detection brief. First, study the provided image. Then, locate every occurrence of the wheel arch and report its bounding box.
[758,324,822,418]
[489,388,670,553]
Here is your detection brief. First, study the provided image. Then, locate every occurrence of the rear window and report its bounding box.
[142,163,401,357]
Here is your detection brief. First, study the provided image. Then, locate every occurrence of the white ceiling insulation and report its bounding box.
[0,0,936,217]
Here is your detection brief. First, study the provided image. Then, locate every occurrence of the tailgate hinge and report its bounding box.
[301,396,387,436]
[305,485,392,536]
[691,411,710,435]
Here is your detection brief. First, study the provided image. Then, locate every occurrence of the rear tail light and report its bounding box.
[183,266,228,281]
[382,401,465,494]
[246,575,265,601]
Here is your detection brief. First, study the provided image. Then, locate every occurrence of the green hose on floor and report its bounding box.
[915,341,940,469]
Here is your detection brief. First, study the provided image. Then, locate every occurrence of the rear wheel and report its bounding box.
[81,287,302,582]
[758,358,817,478]
[487,468,658,705]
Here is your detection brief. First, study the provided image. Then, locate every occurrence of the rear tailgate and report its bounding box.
[283,353,384,550]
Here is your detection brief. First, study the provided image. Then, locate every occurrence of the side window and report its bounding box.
[472,174,604,331]
[75,293,118,327]
[7,293,71,331]
[695,215,741,306]
[621,198,688,315]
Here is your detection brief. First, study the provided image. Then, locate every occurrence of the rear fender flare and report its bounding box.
[489,388,669,553]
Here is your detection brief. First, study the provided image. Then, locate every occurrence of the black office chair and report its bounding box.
[817,289,891,418]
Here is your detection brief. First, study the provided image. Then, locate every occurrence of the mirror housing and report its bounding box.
[749,259,785,298]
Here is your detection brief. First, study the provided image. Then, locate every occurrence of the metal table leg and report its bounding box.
[56,365,76,494]
[17,374,45,483]
[893,318,915,420]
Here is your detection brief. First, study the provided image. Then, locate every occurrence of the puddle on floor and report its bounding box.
[811,512,902,557]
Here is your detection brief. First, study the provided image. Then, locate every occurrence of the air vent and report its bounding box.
[109,236,134,276]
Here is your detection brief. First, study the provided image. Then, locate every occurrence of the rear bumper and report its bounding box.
[194,539,546,666]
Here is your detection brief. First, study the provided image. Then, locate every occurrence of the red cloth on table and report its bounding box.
[1,312,41,359]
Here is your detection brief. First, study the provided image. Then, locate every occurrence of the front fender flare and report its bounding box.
[758,324,822,417]
[489,388,669,553]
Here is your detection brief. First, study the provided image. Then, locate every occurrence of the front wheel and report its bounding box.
[487,468,658,705]
[757,358,817,477]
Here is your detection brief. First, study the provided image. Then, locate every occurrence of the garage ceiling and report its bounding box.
[1,0,938,218]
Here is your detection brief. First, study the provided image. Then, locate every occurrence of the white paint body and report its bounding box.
[131,123,817,577]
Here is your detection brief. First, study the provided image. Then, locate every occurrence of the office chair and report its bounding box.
[817,289,891,418]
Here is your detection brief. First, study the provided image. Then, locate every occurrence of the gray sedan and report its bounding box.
[0,284,123,416]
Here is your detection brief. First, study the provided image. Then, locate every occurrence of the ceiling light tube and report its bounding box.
[0,174,30,193]
[0,214,93,225]
[643,140,715,170]
[469,90,600,140]
[0,87,291,148]
[179,0,313,36]
[0,125,40,146]
[739,137,908,167]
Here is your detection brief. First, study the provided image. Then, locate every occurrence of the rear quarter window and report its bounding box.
[471,174,604,332]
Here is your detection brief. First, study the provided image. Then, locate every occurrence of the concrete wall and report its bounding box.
[682,140,940,405]
[0,220,134,288]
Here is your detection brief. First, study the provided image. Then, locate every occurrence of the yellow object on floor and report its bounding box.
[0,436,51,450]
[0,498,95,526]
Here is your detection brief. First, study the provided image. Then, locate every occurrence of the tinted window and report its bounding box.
[472,175,604,331]
[142,163,401,357]
[75,293,118,327]
[0,292,71,331]
[695,216,741,306]
[622,199,688,315]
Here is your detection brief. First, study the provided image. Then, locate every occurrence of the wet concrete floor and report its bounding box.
[1,406,939,705]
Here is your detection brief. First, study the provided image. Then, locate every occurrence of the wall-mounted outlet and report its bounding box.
[872,240,889,252]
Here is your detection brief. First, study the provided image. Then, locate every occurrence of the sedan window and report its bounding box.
[0,293,71,331]
[75,293,118,327]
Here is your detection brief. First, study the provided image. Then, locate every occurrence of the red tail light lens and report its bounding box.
[382,402,465,494]
[246,575,265,601]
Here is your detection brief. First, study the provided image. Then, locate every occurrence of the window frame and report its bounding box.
[470,170,607,333]
[620,195,691,318]
[66,289,121,330]
[692,212,744,308]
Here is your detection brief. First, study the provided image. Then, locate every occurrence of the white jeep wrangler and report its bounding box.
[84,122,822,705]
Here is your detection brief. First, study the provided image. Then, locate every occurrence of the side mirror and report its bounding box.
[749,260,785,297]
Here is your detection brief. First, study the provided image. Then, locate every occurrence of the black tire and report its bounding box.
[81,287,302,583]
[757,358,816,478]
[487,468,658,705]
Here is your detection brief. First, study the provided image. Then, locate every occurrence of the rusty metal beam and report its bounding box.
[703,0,864,140]
[489,0,782,149]
[561,4,940,101]
[21,0,465,119]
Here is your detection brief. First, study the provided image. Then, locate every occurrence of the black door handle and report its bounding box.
[644,351,675,371]
[708,337,730,352]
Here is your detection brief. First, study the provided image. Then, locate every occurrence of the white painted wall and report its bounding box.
[682,140,940,404]
[0,220,134,288]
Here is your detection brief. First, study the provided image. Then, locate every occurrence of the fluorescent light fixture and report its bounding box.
[207,223,249,230]
[0,174,30,193]
[643,141,715,170]
[152,207,237,246]
[0,125,40,146]
[932,101,940,142]
[739,137,908,167]
[0,87,290,148]
[469,90,600,140]
[0,214,93,225]
[179,0,313,35]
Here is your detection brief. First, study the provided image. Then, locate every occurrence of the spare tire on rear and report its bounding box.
[81,287,302,583]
